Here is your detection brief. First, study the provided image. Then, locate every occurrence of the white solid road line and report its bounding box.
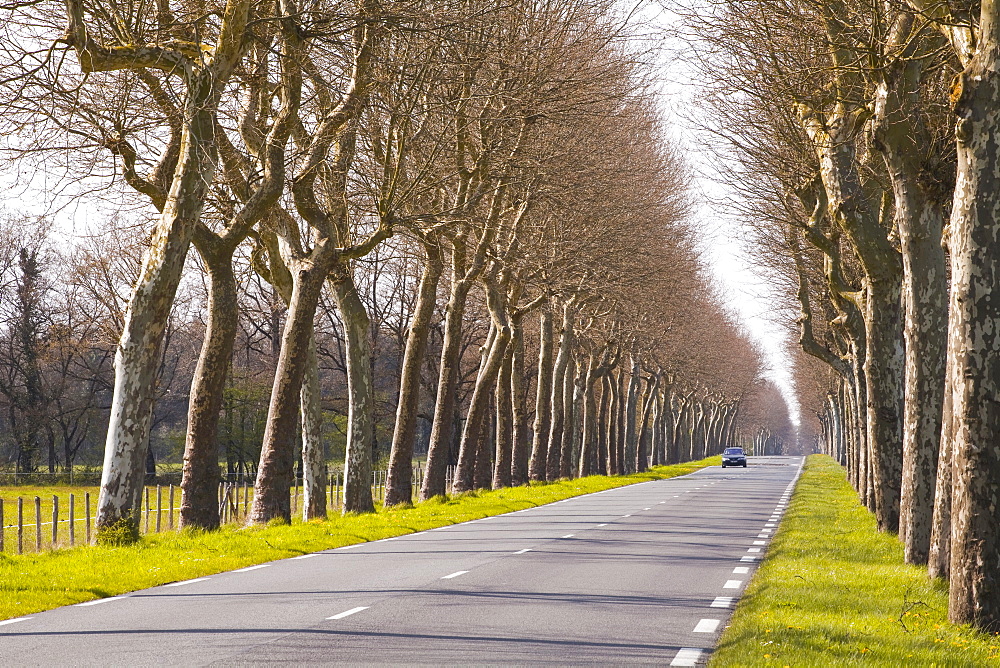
[513,548,531,555]
[733,566,749,574]
[0,617,32,626]
[164,578,210,587]
[710,597,734,608]
[693,618,721,633]
[292,554,318,559]
[441,570,469,579]
[670,648,703,666]
[723,580,742,589]
[233,565,269,573]
[338,544,362,550]
[76,596,125,607]
[327,606,369,620]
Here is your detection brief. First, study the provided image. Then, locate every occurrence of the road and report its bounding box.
[1,455,804,666]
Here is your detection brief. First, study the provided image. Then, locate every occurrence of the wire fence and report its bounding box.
[0,464,455,555]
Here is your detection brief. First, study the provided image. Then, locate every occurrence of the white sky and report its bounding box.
[646,3,803,433]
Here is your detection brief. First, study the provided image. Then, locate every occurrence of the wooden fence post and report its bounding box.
[168,485,175,530]
[18,497,23,554]
[156,485,162,533]
[52,495,58,547]
[34,496,41,551]
[85,492,91,545]
[0,498,4,553]
[69,494,75,546]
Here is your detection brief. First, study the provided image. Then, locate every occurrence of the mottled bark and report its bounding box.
[559,355,578,479]
[873,18,947,563]
[493,343,515,489]
[331,270,375,514]
[945,14,1000,626]
[248,262,329,524]
[636,374,659,472]
[623,356,640,474]
[509,320,530,485]
[545,304,574,481]
[420,259,471,499]
[928,373,953,580]
[454,317,510,493]
[385,243,443,506]
[180,244,237,530]
[528,309,554,481]
[300,334,326,520]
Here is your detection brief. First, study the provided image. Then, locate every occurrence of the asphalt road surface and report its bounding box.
[1,455,804,666]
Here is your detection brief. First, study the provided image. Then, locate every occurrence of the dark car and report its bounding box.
[722,447,747,468]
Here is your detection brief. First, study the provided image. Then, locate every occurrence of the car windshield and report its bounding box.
[723,448,743,455]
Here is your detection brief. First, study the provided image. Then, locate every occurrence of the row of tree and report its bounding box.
[693,0,1000,630]
[0,0,778,549]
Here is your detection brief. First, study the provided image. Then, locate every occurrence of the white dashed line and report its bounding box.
[748,548,762,553]
[327,606,369,620]
[710,596,734,608]
[513,548,531,554]
[623,515,632,518]
[733,566,749,574]
[233,565,269,573]
[670,648,703,666]
[164,578,210,587]
[740,555,759,562]
[562,534,575,539]
[0,617,31,626]
[643,508,651,511]
[693,618,721,633]
[723,580,742,589]
[76,596,125,607]
[753,540,767,545]
[597,523,608,527]
[441,570,469,579]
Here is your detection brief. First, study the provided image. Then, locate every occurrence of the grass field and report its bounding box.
[710,454,999,667]
[0,456,717,621]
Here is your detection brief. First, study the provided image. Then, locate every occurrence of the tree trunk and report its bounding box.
[454,320,511,493]
[509,319,530,485]
[946,17,1000,626]
[248,261,328,524]
[300,333,326,520]
[180,242,238,530]
[928,373,953,580]
[331,269,375,514]
[559,354,578,479]
[493,343,515,489]
[635,374,659,472]
[97,107,218,542]
[873,29,947,563]
[385,243,443,506]
[597,373,610,475]
[623,356,640,473]
[545,304,574,480]
[421,259,473,499]
[528,309,554,482]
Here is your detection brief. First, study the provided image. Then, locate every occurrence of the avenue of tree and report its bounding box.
[0,0,782,556]
[690,0,1000,631]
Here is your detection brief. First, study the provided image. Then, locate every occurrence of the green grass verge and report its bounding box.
[0,456,717,621]
[711,454,1000,667]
